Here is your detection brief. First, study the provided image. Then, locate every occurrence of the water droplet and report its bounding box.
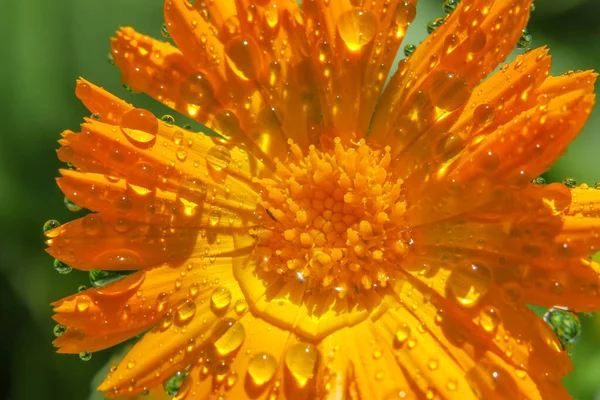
[76,295,91,312]
[64,197,82,212]
[517,29,532,49]
[79,351,92,361]
[175,299,196,325]
[336,9,377,52]
[161,23,171,38]
[467,361,520,398]
[428,358,439,370]
[284,343,318,388]
[82,214,103,235]
[395,324,411,345]
[89,269,132,288]
[544,307,581,350]
[53,324,66,337]
[92,250,146,271]
[176,149,188,162]
[160,312,174,330]
[443,0,459,14]
[472,104,495,128]
[265,3,279,28]
[161,114,175,125]
[120,108,159,148]
[53,259,73,275]
[403,44,416,57]
[479,306,500,334]
[213,111,240,137]
[206,145,232,171]
[429,70,471,112]
[427,17,445,34]
[209,209,222,226]
[432,133,465,163]
[214,321,246,356]
[211,287,232,310]
[248,352,278,386]
[234,299,247,314]
[43,219,60,233]
[156,292,170,312]
[562,177,577,188]
[532,176,546,185]
[188,283,200,298]
[447,263,491,307]
[225,35,263,80]
[77,285,87,292]
[164,371,188,396]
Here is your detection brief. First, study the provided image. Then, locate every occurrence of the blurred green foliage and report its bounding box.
[1,0,599,399]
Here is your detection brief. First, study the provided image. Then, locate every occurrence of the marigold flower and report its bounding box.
[46,0,599,398]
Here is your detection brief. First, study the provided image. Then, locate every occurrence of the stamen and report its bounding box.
[252,139,411,297]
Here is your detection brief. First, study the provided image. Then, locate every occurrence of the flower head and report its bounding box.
[47,0,599,398]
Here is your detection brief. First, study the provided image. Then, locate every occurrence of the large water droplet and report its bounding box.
[175,299,196,325]
[53,324,66,337]
[181,73,214,108]
[43,219,60,233]
[120,108,159,148]
[543,307,581,350]
[429,70,471,112]
[206,145,232,171]
[164,371,188,396]
[225,35,263,80]
[92,250,146,271]
[89,269,132,288]
[447,263,491,307]
[211,287,232,310]
[336,9,377,52]
[53,259,73,275]
[284,343,318,388]
[214,321,246,356]
[248,352,277,386]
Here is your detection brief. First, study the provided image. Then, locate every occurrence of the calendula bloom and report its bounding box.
[46,0,600,398]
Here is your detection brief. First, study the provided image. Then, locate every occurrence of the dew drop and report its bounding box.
[264,3,279,28]
[432,133,465,163]
[156,292,170,312]
[76,295,91,312]
[92,250,146,271]
[161,114,175,125]
[213,111,240,137]
[64,197,82,212]
[189,283,200,298]
[120,108,159,148]
[181,73,214,110]
[479,306,500,334]
[284,343,318,388]
[53,259,73,275]
[429,70,471,111]
[248,352,278,386]
[43,219,60,233]
[336,9,377,52]
[214,321,246,356]
[472,104,495,128]
[89,269,132,288]
[82,214,103,235]
[209,209,222,226]
[79,351,92,361]
[175,299,196,325]
[225,35,263,80]
[211,286,232,310]
[395,324,411,346]
[206,145,232,171]
[164,371,187,396]
[403,44,416,57]
[53,324,66,337]
[543,307,581,350]
[447,263,491,307]
[176,149,188,162]
[234,299,247,314]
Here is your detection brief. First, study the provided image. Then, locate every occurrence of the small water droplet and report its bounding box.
[175,299,196,325]
[64,197,82,212]
[479,306,500,334]
[248,352,278,386]
[234,299,247,314]
[164,371,187,396]
[447,263,491,307]
[79,351,92,361]
[211,287,232,310]
[53,259,73,275]
[214,321,246,356]
[120,108,159,148]
[225,35,263,80]
[336,9,377,52]
[53,324,66,337]
[161,114,175,125]
[429,70,471,111]
[206,145,231,171]
[284,343,318,387]
[544,307,581,350]
[43,219,60,233]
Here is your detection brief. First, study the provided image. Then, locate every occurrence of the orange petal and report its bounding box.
[395,47,551,191]
[158,1,323,158]
[392,266,572,397]
[98,271,245,397]
[370,0,534,149]
[302,0,417,138]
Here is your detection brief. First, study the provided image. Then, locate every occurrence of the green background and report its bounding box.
[1,0,599,399]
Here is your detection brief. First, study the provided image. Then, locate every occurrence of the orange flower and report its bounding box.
[46,0,599,398]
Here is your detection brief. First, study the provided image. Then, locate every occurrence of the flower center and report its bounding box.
[252,138,410,298]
